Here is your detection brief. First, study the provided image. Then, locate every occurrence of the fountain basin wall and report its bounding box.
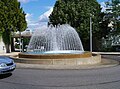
[19,52,91,59]
[16,52,101,65]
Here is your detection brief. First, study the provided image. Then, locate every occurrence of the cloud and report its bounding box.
[18,0,37,3]
[39,7,53,22]
[25,13,47,30]
[25,13,33,23]
[44,6,53,9]
[26,7,53,30]
[100,2,106,12]
[25,13,39,30]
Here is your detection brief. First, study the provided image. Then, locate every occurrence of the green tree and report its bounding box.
[105,0,120,34]
[49,0,102,51]
[101,0,120,51]
[0,0,27,53]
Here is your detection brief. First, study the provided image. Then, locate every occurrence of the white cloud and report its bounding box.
[25,13,39,30]
[18,0,37,3]
[26,7,53,30]
[39,7,53,22]
[100,2,106,12]
[44,6,53,9]
[25,13,33,23]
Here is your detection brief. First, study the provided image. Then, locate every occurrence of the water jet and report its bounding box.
[18,24,101,65]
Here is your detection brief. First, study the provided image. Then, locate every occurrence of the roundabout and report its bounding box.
[0,53,120,89]
[0,56,120,89]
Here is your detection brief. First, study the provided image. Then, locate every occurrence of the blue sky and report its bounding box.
[20,0,56,21]
[18,0,108,30]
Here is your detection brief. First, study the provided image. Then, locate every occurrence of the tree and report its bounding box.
[0,0,27,53]
[101,0,120,51]
[49,0,102,51]
[105,0,120,34]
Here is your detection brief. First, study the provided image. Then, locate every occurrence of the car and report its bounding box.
[0,56,16,74]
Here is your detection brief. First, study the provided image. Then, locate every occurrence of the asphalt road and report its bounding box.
[102,54,120,61]
[0,55,120,89]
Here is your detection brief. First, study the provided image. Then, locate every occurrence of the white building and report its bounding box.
[0,37,6,53]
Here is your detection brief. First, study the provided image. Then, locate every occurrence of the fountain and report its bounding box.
[27,24,84,53]
[18,24,101,65]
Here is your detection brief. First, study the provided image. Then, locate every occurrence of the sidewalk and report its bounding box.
[93,52,120,55]
[0,52,20,56]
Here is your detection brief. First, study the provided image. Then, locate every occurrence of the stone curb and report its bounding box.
[15,58,119,70]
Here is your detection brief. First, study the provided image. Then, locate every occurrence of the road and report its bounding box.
[0,55,120,89]
[102,54,120,61]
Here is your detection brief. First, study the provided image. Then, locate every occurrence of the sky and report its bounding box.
[18,0,108,30]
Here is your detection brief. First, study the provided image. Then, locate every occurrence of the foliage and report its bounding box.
[49,0,102,51]
[105,0,120,34]
[23,38,30,52]
[101,0,120,51]
[0,0,27,53]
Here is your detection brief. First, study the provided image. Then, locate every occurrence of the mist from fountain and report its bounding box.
[27,24,84,54]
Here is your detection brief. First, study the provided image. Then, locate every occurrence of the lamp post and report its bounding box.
[19,31,22,52]
[90,16,92,52]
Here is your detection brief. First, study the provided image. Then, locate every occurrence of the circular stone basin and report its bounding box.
[19,51,92,59]
[14,51,101,65]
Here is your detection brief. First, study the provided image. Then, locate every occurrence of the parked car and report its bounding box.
[0,56,16,74]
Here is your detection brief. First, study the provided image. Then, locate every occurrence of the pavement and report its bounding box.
[0,52,119,69]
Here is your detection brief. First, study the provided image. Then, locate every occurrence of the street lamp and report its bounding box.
[19,31,22,52]
[90,15,92,52]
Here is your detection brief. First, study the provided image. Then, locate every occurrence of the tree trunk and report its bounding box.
[11,37,15,52]
[93,37,102,51]
[5,44,10,53]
